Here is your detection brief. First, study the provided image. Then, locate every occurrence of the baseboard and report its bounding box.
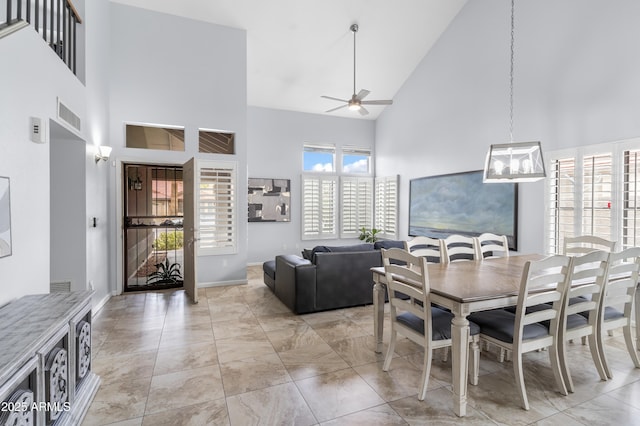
[91,293,112,316]
[198,279,248,288]
[247,262,264,266]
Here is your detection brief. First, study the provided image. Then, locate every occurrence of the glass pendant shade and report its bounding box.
[483,141,545,182]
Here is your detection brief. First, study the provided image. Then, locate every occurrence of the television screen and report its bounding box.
[409,170,518,250]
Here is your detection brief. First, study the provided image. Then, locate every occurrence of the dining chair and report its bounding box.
[468,255,572,410]
[563,235,616,256]
[442,234,478,263]
[596,247,640,378]
[557,250,610,392]
[474,233,510,259]
[381,248,481,400]
[403,236,444,264]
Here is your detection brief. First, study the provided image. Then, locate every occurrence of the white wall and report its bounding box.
[0,27,86,307]
[375,0,640,254]
[247,107,375,263]
[108,4,248,287]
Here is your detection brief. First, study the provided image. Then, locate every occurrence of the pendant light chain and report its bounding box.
[352,24,358,96]
[509,0,515,143]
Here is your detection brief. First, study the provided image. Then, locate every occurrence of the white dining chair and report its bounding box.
[596,247,640,378]
[563,235,616,256]
[404,236,444,263]
[469,255,571,410]
[557,250,610,392]
[442,234,478,263]
[381,248,480,400]
[475,233,510,259]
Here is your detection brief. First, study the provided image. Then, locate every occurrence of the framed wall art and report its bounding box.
[248,178,291,222]
[0,176,12,258]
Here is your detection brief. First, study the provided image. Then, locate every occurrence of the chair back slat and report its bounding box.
[475,233,510,259]
[603,247,640,316]
[563,235,616,256]
[442,234,477,263]
[563,250,609,324]
[404,236,443,263]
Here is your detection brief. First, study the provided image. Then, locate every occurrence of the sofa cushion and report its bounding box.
[374,240,405,250]
[263,260,276,280]
[311,243,374,263]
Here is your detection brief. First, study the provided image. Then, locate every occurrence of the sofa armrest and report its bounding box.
[275,255,317,314]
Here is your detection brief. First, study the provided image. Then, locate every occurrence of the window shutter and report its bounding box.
[582,154,612,240]
[340,177,373,238]
[548,158,575,254]
[375,175,399,239]
[301,175,337,239]
[623,150,640,248]
[197,162,236,255]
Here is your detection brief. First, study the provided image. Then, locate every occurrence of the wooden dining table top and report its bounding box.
[371,254,545,304]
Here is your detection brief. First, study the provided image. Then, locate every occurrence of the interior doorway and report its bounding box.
[123,163,184,292]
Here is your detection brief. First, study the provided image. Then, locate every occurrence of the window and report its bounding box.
[199,129,235,154]
[126,124,185,151]
[623,150,640,248]
[197,161,237,255]
[342,147,371,174]
[340,177,373,238]
[375,175,399,239]
[546,138,640,254]
[303,144,335,172]
[301,175,337,239]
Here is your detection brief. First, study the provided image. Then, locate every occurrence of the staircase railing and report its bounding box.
[1,0,82,75]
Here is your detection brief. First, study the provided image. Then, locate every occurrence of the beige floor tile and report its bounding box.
[144,366,225,415]
[82,378,151,426]
[279,342,350,380]
[211,316,262,340]
[328,334,385,367]
[92,350,157,384]
[219,353,292,396]
[226,382,317,426]
[205,284,246,299]
[159,322,214,348]
[311,319,371,343]
[141,399,229,426]
[256,313,307,332]
[389,389,493,425]
[319,404,406,426]
[154,342,218,376]
[301,310,347,326]
[562,394,640,426]
[96,333,161,358]
[296,368,386,422]
[215,331,275,363]
[266,324,326,352]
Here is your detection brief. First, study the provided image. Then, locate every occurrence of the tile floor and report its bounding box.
[83,266,640,425]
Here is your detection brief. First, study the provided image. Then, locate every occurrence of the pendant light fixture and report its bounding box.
[484,0,545,183]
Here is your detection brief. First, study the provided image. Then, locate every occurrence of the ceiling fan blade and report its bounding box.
[361,99,393,105]
[321,95,348,103]
[355,89,370,101]
[358,106,369,116]
[326,104,348,113]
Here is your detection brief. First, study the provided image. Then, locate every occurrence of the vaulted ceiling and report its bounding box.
[110,0,467,119]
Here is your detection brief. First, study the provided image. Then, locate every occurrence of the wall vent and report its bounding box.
[57,98,82,133]
[50,281,71,293]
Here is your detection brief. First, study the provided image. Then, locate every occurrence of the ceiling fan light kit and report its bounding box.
[483,0,546,183]
[321,24,393,116]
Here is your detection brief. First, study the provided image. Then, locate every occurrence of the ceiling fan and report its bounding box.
[322,24,393,116]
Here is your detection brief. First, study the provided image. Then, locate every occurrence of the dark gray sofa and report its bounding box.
[263,241,403,314]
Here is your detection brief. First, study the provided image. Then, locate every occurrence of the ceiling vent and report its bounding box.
[57,97,82,134]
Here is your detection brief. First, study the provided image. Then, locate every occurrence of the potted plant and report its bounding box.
[358,227,380,243]
[147,258,183,284]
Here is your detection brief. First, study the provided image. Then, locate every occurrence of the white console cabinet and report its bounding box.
[0,291,100,425]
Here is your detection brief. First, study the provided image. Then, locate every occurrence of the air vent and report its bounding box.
[50,281,71,293]
[57,98,82,133]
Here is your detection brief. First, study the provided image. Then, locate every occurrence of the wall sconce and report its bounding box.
[94,145,112,163]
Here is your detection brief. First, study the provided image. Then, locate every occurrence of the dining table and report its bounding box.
[371,254,545,417]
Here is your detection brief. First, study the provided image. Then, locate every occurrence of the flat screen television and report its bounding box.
[409,170,518,250]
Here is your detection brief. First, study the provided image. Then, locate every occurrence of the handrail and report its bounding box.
[2,0,83,75]
[65,0,82,24]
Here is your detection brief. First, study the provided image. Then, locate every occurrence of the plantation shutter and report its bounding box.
[375,175,399,240]
[623,150,640,248]
[548,158,575,254]
[301,175,337,239]
[582,154,612,241]
[197,161,237,255]
[340,177,373,238]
